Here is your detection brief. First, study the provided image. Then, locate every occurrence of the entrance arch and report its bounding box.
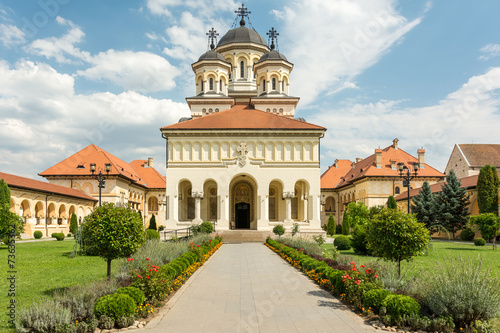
[230,175,257,230]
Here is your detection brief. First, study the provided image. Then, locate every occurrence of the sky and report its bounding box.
[1,0,500,180]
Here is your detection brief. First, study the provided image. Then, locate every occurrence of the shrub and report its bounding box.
[16,299,71,333]
[199,221,214,234]
[115,316,134,329]
[114,287,145,307]
[362,288,392,312]
[69,212,78,235]
[459,227,475,241]
[273,224,285,238]
[334,235,351,250]
[93,294,135,320]
[54,233,65,241]
[51,233,57,238]
[341,217,350,235]
[474,238,486,246]
[158,226,165,232]
[424,255,500,328]
[382,294,420,320]
[148,214,157,230]
[350,225,370,255]
[326,214,335,235]
[145,229,160,241]
[335,224,342,234]
[67,233,72,237]
[470,213,500,241]
[34,230,43,239]
[276,237,322,256]
[312,235,325,246]
[98,315,114,330]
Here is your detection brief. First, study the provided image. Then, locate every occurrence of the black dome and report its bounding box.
[217,26,267,48]
[256,50,288,63]
[198,49,227,62]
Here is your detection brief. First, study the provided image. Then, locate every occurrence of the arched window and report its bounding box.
[219,80,222,91]
[272,78,276,90]
[240,61,245,78]
[395,186,400,195]
[209,78,213,91]
[263,80,266,91]
[201,80,204,92]
[282,80,284,91]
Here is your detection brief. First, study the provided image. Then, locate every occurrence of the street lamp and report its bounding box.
[397,162,419,213]
[90,163,111,206]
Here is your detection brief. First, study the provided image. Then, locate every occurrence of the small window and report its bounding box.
[209,78,213,91]
[219,80,222,91]
[201,81,204,92]
[240,61,245,78]
[282,80,284,91]
[263,80,266,92]
[395,186,400,194]
[272,78,276,90]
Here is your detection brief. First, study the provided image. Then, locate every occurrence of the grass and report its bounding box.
[324,239,500,276]
[0,240,119,333]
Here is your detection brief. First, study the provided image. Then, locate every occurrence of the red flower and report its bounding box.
[146,258,149,260]
[149,269,152,272]
[350,262,355,265]
[127,258,134,261]
[137,275,141,278]
[146,276,150,279]
[375,274,379,278]
[190,242,193,245]
[360,265,365,268]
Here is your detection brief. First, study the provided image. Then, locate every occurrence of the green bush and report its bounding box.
[51,233,57,238]
[98,315,114,330]
[145,229,160,241]
[382,294,420,319]
[276,237,322,256]
[362,288,392,312]
[158,226,165,232]
[54,233,65,241]
[69,212,78,235]
[350,225,370,255]
[341,217,350,235]
[93,294,135,320]
[335,224,342,234]
[116,316,134,329]
[34,231,43,239]
[334,235,351,250]
[273,224,285,238]
[148,214,157,231]
[15,299,71,333]
[67,233,72,237]
[474,238,486,246]
[199,221,214,233]
[459,228,475,241]
[114,287,145,306]
[326,214,335,235]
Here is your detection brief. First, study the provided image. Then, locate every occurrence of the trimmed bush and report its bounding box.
[474,238,486,246]
[67,233,72,237]
[362,288,392,312]
[382,294,420,319]
[459,228,475,241]
[199,221,214,234]
[98,315,114,330]
[273,224,285,238]
[145,229,160,241]
[54,233,65,241]
[334,235,351,250]
[326,214,335,236]
[350,225,370,255]
[116,316,134,329]
[114,287,145,306]
[93,293,135,320]
[34,231,43,239]
[335,224,342,234]
[148,214,157,230]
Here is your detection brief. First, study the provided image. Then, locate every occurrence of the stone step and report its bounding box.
[218,230,271,243]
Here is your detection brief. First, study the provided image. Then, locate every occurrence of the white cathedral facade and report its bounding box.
[161,8,326,233]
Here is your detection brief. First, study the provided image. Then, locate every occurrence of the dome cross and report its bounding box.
[235,3,251,26]
[267,27,279,50]
[206,27,219,50]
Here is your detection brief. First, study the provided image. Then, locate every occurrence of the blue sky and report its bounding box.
[1,0,500,179]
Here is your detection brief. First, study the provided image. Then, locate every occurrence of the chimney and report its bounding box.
[147,157,153,168]
[334,159,339,168]
[375,149,382,169]
[356,157,363,163]
[351,162,356,169]
[393,138,399,149]
[417,149,425,169]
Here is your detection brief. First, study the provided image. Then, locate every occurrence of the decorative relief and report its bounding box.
[237,142,249,166]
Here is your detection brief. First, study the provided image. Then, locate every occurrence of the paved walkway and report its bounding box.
[144,243,375,333]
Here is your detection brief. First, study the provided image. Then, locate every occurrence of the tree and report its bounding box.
[367,208,430,278]
[343,202,370,230]
[477,165,499,215]
[0,179,24,242]
[81,202,146,278]
[69,212,78,234]
[434,170,470,239]
[326,214,335,236]
[470,213,500,249]
[386,196,397,209]
[411,181,436,230]
[148,214,157,230]
[272,224,285,238]
[291,222,300,238]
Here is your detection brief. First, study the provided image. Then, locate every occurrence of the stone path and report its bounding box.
[143,243,376,333]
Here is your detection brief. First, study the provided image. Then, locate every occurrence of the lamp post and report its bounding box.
[90,163,111,206]
[397,162,419,213]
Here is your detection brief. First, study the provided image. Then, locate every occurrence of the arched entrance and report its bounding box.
[230,176,256,229]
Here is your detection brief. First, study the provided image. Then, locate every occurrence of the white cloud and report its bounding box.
[0,23,25,47]
[146,0,237,17]
[312,67,500,172]
[479,43,500,61]
[78,50,181,92]
[0,60,189,178]
[273,0,422,106]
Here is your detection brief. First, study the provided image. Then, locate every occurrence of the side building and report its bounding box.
[445,144,500,178]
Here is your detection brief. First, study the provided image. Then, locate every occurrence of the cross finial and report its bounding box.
[267,27,279,50]
[235,3,251,27]
[206,27,219,50]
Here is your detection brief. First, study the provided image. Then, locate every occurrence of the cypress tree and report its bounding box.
[411,181,436,231]
[435,170,470,239]
[148,214,157,230]
[0,179,10,208]
[477,165,499,215]
[69,212,78,234]
[387,195,397,209]
[326,214,335,236]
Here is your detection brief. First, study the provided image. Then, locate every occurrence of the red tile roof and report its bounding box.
[130,160,166,189]
[321,160,353,189]
[0,172,97,201]
[161,104,325,131]
[458,144,500,167]
[39,144,164,189]
[395,170,500,201]
[335,145,445,189]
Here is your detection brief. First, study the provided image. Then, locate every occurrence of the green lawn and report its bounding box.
[323,239,500,276]
[0,240,119,333]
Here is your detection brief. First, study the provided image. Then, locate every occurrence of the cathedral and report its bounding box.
[161,6,326,233]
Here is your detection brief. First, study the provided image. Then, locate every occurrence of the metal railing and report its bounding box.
[161,227,192,241]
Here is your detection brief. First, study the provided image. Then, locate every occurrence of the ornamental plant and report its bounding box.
[93,293,135,320]
[69,212,78,234]
[340,262,381,308]
[272,224,285,238]
[130,258,173,302]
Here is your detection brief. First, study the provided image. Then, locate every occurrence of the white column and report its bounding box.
[284,191,294,224]
[247,66,252,81]
[264,195,269,221]
[172,196,178,223]
[225,195,230,227]
[303,195,308,222]
[193,193,203,224]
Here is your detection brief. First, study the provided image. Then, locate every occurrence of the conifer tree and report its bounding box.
[148,214,157,230]
[411,181,436,230]
[435,171,470,239]
[69,212,78,234]
[386,195,397,209]
[0,179,24,240]
[477,165,499,215]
